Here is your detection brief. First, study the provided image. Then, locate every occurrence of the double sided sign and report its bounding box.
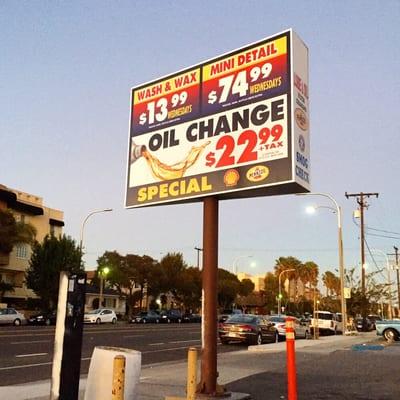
[125,29,310,208]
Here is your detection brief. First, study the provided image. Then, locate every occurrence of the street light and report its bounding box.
[297,192,347,334]
[79,208,113,267]
[98,266,110,308]
[278,268,295,315]
[370,249,393,319]
[233,255,253,275]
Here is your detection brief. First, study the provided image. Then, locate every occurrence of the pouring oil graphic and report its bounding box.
[131,140,210,181]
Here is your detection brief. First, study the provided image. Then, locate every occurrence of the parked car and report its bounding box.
[376,319,400,341]
[218,309,242,323]
[367,314,382,330]
[310,311,342,335]
[84,308,117,324]
[160,309,183,323]
[130,310,160,324]
[355,317,374,332]
[267,315,309,340]
[0,308,26,326]
[218,314,277,345]
[182,313,201,323]
[28,310,57,326]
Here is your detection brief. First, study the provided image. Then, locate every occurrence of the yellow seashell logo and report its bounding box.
[223,169,240,187]
[246,165,269,182]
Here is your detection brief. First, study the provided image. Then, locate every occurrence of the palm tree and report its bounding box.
[274,256,303,302]
[0,209,37,255]
[322,271,340,297]
[301,261,319,294]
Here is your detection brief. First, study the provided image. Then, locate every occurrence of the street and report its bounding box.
[0,322,236,386]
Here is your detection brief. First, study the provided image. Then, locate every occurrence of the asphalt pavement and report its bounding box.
[2,331,397,400]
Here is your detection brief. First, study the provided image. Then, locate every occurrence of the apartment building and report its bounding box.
[0,184,64,307]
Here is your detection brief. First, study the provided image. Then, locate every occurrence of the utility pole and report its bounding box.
[388,246,400,318]
[194,247,203,269]
[345,192,379,330]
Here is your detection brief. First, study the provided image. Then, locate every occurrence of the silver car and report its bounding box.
[0,308,26,326]
[84,308,117,324]
[267,315,309,340]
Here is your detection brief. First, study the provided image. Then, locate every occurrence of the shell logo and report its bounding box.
[223,169,240,186]
[246,165,269,182]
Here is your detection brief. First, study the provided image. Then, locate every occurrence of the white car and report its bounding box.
[311,311,342,335]
[84,308,117,324]
[0,308,26,326]
[267,315,309,340]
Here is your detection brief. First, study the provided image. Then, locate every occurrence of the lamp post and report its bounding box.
[278,268,295,315]
[297,192,347,333]
[98,266,110,308]
[79,208,113,267]
[233,255,253,275]
[195,246,203,269]
[371,249,393,320]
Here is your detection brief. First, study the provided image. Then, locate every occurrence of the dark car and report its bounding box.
[28,310,57,326]
[182,313,201,323]
[367,315,382,330]
[355,317,374,332]
[160,309,183,323]
[218,314,277,345]
[130,310,160,324]
[218,309,242,323]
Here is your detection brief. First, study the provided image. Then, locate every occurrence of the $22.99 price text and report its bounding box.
[205,124,283,168]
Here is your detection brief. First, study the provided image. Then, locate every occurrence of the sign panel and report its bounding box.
[125,29,310,208]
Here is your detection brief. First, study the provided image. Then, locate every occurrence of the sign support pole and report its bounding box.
[199,196,223,395]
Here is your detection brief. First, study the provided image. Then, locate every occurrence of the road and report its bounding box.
[0,322,236,386]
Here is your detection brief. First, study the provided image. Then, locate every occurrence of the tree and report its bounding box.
[322,271,340,297]
[263,272,279,312]
[238,278,255,297]
[0,280,14,303]
[217,268,240,309]
[26,235,83,310]
[0,209,36,254]
[274,256,303,302]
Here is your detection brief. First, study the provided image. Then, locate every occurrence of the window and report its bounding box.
[15,244,28,259]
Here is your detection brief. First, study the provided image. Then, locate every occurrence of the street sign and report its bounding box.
[344,287,351,299]
[125,29,310,208]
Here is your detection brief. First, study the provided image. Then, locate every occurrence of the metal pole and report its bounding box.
[337,207,347,333]
[278,269,295,316]
[296,193,347,333]
[99,274,104,308]
[199,197,219,395]
[112,355,126,400]
[79,208,113,266]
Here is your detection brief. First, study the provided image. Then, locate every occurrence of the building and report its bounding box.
[0,184,64,307]
[237,272,265,292]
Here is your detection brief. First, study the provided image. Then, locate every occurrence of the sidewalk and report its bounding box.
[0,332,378,400]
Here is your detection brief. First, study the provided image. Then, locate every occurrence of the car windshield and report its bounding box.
[315,313,333,320]
[0,309,7,315]
[226,315,256,323]
[87,309,101,314]
[268,316,286,323]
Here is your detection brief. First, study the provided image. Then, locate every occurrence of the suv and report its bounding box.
[311,311,342,335]
[160,309,182,323]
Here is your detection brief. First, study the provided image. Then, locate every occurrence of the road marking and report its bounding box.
[11,340,50,344]
[15,353,48,358]
[143,345,202,354]
[169,339,201,344]
[0,357,91,371]
[149,342,165,346]
[123,335,145,338]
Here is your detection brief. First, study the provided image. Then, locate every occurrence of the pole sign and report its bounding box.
[125,29,310,208]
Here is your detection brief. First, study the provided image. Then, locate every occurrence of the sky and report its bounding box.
[1,1,399,287]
